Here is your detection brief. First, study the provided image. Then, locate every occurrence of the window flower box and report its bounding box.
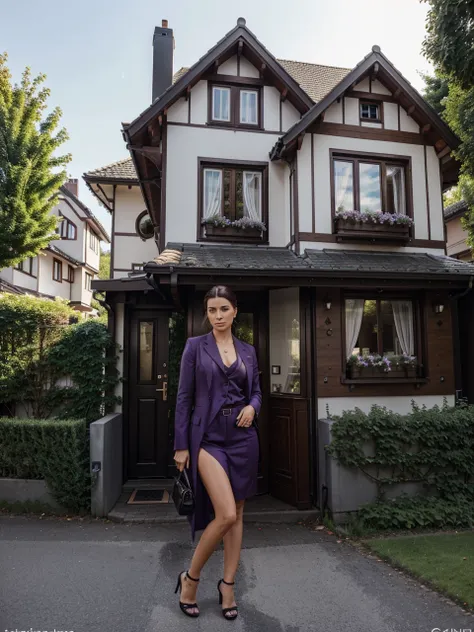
[347,354,418,380]
[335,210,413,243]
[202,216,266,242]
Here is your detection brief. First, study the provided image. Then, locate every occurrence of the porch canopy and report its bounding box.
[92,244,474,293]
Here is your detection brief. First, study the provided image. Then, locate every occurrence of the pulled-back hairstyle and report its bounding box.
[203,285,238,313]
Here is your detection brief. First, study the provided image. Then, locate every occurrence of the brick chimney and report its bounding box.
[64,178,79,197]
[152,19,174,103]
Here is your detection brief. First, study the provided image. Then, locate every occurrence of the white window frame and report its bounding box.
[212,86,231,122]
[360,102,379,120]
[240,90,259,125]
[203,168,223,218]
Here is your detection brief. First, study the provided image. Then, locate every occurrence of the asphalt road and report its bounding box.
[0,515,472,632]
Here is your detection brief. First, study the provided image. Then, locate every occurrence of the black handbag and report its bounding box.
[172,468,195,516]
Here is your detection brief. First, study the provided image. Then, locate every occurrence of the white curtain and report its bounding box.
[345,299,365,359]
[392,301,414,355]
[388,166,406,215]
[203,170,222,218]
[243,172,261,221]
[241,91,258,124]
[335,161,353,211]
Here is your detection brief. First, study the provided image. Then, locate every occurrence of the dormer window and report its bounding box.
[360,101,381,123]
[209,83,262,129]
[58,213,77,240]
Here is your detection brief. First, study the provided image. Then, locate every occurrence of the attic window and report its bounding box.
[360,102,380,122]
[209,83,262,129]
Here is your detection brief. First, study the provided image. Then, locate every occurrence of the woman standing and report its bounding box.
[173,285,261,620]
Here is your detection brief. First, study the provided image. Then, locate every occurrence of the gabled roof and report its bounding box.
[125,18,314,139]
[83,158,138,184]
[172,59,351,104]
[60,185,111,243]
[271,46,460,159]
[444,200,468,221]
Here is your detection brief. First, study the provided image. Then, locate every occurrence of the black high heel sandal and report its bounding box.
[174,570,200,617]
[217,578,238,620]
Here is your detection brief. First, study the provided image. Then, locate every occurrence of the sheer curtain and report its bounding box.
[388,166,406,215]
[243,172,261,221]
[392,301,414,355]
[335,161,354,211]
[345,299,365,359]
[203,170,222,218]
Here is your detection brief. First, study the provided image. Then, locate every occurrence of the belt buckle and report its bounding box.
[222,408,232,416]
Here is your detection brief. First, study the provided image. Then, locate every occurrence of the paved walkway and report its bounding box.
[0,515,472,632]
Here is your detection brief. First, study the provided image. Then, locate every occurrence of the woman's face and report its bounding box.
[206,297,237,333]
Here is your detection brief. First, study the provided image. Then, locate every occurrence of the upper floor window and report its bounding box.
[53,258,62,282]
[58,213,77,240]
[209,84,261,129]
[85,272,92,291]
[212,87,231,122]
[67,265,74,283]
[16,257,36,276]
[89,230,99,254]
[360,101,381,123]
[333,154,408,216]
[199,159,268,243]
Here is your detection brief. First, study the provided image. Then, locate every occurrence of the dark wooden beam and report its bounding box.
[281,88,288,102]
[422,123,431,134]
[185,85,191,101]
[372,62,380,78]
[437,145,451,159]
[297,133,305,150]
[408,104,416,115]
[237,41,243,57]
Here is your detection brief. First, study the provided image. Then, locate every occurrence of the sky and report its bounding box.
[0,0,432,244]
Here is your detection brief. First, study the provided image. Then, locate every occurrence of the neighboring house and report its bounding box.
[444,200,473,262]
[0,179,110,315]
[87,18,474,511]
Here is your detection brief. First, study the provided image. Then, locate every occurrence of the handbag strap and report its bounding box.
[177,467,192,488]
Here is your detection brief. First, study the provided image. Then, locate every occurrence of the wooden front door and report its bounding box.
[128,310,170,478]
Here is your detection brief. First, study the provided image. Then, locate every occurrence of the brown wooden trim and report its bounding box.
[279,96,283,133]
[294,153,300,254]
[67,264,75,283]
[168,121,282,135]
[84,176,139,185]
[342,96,345,125]
[115,232,142,237]
[57,211,78,241]
[347,90,398,104]
[160,118,167,252]
[312,122,429,145]
[424,144,432,240]
[311,134,315,233]
[110,185,116,278]
[52,258,62,283]
[237,54,241,77]
[114,267,134,272]
[188,88,191,124]
[297,232,445,249]
[204,73,265,86]
[59,197,84,223]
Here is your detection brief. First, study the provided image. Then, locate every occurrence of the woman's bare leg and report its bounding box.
[179,448,237,614]
[220,499,245,616]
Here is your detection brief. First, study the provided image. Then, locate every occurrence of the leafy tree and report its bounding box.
[99,247,110,280]
[422,1,474,246]
[0,53,71,269]
[422,0,474,90]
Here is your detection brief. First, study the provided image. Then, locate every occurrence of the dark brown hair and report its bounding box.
[203,285,238,313]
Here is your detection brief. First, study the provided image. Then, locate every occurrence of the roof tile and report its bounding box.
[83,158,138,182]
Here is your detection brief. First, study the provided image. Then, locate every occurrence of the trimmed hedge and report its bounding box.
[0,416,90,512]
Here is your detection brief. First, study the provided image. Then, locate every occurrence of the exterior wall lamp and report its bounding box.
[433,303,445,314]
[324,295,332,310]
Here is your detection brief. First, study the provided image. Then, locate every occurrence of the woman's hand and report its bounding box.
[174,449,190,471]
[236,405,255,427]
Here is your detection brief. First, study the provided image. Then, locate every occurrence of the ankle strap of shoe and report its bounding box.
[186,571,200,582]
[221,578,235,585]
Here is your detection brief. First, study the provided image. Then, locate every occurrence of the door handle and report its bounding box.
[156,381,168,401]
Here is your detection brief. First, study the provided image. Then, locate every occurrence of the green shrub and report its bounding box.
[0,417,90,512]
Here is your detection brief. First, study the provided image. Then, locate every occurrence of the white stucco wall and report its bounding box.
[12,267,37,291]
[38,252,71,300]
[384,102,398,130]
[307,133,440,241]
[264,86,280,132]
[239,57,260,78]
[113,186,157,273]
[318,395,455,419]
[190,80,208,125]
[325,101,343,124]
[167,96,188,123]
[218,56,238,75]
[165,124,290,247]
[354,78,370,92]
[85,224,101,272]
[281,100,300,131]
[371,79,392,95]
[400,107,419,133]
[344,98,359,125]
[53,198,85,262]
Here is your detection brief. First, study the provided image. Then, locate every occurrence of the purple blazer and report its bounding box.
[174,331,262,540]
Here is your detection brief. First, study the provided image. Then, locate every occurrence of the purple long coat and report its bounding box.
[174,331,262,541]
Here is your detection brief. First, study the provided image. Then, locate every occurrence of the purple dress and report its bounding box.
[200,352,259,500]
